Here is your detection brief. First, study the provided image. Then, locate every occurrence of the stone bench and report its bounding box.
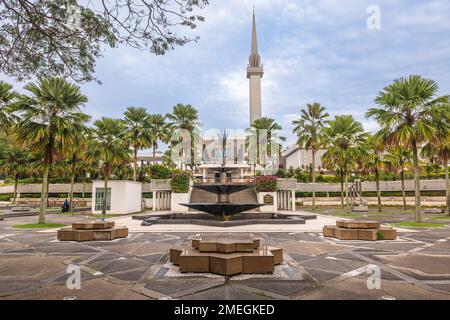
[323,220,397,241]
[170,240,283,276]
[57,221,128,242]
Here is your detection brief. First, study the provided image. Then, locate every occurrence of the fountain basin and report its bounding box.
[180,203,265,217]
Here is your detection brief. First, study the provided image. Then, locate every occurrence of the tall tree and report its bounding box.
[65,124,91,212]
[123,107,152,181]
[367,75,450,222]
[250,117,286,176]
[322,115,368,208]
[0,0,209,83]
[421,136,450,215]
[0,81,18,131]
[292,102,329,210]
[360,135,385,212]
[166,104,200,170]
[385,147,412,210]
[12,77,89,224]
[148,114,170,165]
[0,142,31,203]
[87,118,131,218]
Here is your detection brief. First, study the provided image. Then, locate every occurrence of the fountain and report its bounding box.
[135,129,317,226]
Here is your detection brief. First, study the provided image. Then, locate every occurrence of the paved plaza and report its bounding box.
[0,212,450,300]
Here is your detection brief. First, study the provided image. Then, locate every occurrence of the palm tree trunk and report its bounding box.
[340,169,344,207]
[375,166,381,212]
[400,168,406,210]
[69,172,75,213]
[444,156,449,216]
[102,176,109,219]
[412,140,422,222]
[13,172,18,204]
[69,155,76,212]
[344,173,349,208]
[39,165,49,224]
[46,173,50,208]
[82,177,86,206]
[153,142,157,165]
[133,148,137,181]
[311,149,316,211]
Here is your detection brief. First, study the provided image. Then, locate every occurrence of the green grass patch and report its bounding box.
[13,223,67,229]
[431,216,450,220]
[391,222,444,228]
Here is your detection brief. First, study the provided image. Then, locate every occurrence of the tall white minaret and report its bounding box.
[247,8,263,126]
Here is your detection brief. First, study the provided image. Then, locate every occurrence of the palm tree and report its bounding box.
[385,147,412,210]
[87,118,131,218]
[166,104,200,170]
[292,103,329,210]
[65,125,91,212]
[123,107,152,181]
[367,75,450,222]
[322,115,368,208]
[12,77,89,224]
[360,135,385,212]
[249,117,286,175]
[0,81,18,131]
[421,136,450,215]
[0,143,31,203]
[148,114,170,164]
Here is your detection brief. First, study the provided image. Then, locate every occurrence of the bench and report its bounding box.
[11,206,32,212]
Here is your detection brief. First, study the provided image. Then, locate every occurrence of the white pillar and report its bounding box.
[291,190,296,211]
[152,191,156,211]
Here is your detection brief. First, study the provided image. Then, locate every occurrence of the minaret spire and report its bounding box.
[247,7,263,125]
[249,7,261,68]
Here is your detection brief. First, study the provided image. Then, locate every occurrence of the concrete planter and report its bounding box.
[171,193,190,212]
[257,192,278,212]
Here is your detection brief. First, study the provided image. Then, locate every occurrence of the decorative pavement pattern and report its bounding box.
[1,217,450,300]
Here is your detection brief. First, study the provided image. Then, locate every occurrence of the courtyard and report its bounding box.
[1,211,449,300]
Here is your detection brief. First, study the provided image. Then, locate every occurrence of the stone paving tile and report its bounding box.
[278,241,348,256]
[182,284,274,300]
[300,277,450,300]
[146,277,221,295]
[236,279,314,296]
[138,253,167,264]
[301,257,367,274]
[288,253,315,262]
[1,278,148,300]
[109,268,148,282]
[303,268,340,282]
[382,254,450,275]
[0,255,71,279]
[0,284,40,296]
[87,257,149,274]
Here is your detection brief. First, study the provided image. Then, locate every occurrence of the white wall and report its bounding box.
[92,181,142,214]
[257,192,278,212]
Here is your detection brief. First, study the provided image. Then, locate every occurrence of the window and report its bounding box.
[95,188,111,211]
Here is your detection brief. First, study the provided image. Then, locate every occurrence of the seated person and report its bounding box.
[61,199,69,213]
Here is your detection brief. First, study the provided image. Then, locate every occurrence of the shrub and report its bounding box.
[254,175,277,192]
[148,164,173,179]
[170,173,190,193]
[0,194,12,201]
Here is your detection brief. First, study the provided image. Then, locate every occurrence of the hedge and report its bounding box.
[254,176,277,192]
[170,173,190,193]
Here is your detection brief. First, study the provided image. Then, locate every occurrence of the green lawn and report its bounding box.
[13,223,67,229]
[431,216,450,220]
[390,221,445,228]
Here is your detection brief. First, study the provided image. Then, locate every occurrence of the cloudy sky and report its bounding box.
[3,0,450,148]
